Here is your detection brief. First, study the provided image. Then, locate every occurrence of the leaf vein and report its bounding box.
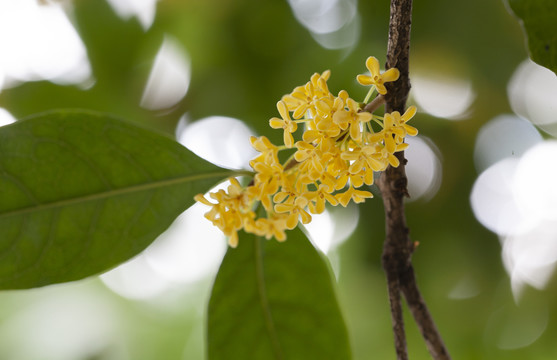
[255,237,284,360]
[0,170,237,220]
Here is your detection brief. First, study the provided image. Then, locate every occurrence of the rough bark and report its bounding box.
[377,0,451,359]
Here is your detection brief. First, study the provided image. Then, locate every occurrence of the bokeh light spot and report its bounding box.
[508,59,557,137]
[0,0,92,89]
[412,75,475,120]
[513,141,557,221]
[447,276,480,300]
[405,136,442,201]
[287,0,360,50]
[100,254,172,300]
[178,115,258,170]
[100,182,231,300]
[472,141,557,295]
[470,158,522,236]
[140,35,191,110]
[304,210,335,254]
[305,204,359,254]
[0,288,120,360]
[474,114,542,173]
[145,203,227,284]
[503,219,557,295]
[106,0,158,31]
[484,301,548,350]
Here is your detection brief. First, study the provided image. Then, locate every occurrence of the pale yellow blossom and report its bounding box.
[269,101,298,148]
[356,56,400,95]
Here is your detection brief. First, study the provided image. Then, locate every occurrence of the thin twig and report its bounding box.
[362,94,385,113]
[385,262,408,360]
[400,266,451,359]
[377,0,452,359]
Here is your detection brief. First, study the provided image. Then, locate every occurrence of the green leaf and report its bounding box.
[0,110,236,289]
[508,0,557,74]
[207,227,351,360]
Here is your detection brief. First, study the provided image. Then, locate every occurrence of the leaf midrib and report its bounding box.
[255,237,284,360]
[0,170,237,220]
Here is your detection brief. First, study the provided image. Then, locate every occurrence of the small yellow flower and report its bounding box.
[195,180,254,248]
[269,100,298,148]
[252,162,284,210]
[250,136,279,165]
[309,71,332,98]
[382,105,418,153]
[332,97,372,142]
[282,85,308,115]
[194,193,212,206]
[335,185,373,207]
[319,170,340,191]
[273,187,297,205]
[341,145,385,180]
[294,141,327,177]
[305,184,338,214]
[274,195,312,229]
[311,99,342,138]
[335,170,366,189]
[325,147,349,177]
[373,143,408,168]
[356,56,400,95]
[282,71,333,119]
[396,105,419,137]
[253,214,289,241]
[381,116,406,153]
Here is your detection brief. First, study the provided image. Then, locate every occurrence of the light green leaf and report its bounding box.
[207,227,351,360]
[0,110,237,289]
[508,0,557,74]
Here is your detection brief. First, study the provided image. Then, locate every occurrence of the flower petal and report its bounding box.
[356,74,373,86]
[375,83,388,95]
[284,131,294,148]
[269,118,283,129]
[277,100,289,119]
[385,135,396,154]
[404,125,418,136]
[382,67,400,82]
[366,56,380,75]
[402,105,417,122]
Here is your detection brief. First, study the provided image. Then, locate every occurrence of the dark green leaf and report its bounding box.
[207,227,351,360]
[508,0,557,74]
[0,110,236,289]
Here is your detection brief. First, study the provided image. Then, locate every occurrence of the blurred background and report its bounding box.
[1,0,557,359]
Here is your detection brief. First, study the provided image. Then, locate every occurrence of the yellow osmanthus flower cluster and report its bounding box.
[195,56,418,247]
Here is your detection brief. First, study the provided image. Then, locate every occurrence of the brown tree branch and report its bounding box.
[400,266,451,359]
[362,94,385,113]
[377,0,451,359]
[385,266,408,360]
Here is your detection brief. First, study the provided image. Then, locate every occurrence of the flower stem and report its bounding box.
[363,86,376,104]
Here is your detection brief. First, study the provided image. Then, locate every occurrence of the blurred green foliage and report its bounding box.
[508,0,557,75]
[1,0,557,359]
